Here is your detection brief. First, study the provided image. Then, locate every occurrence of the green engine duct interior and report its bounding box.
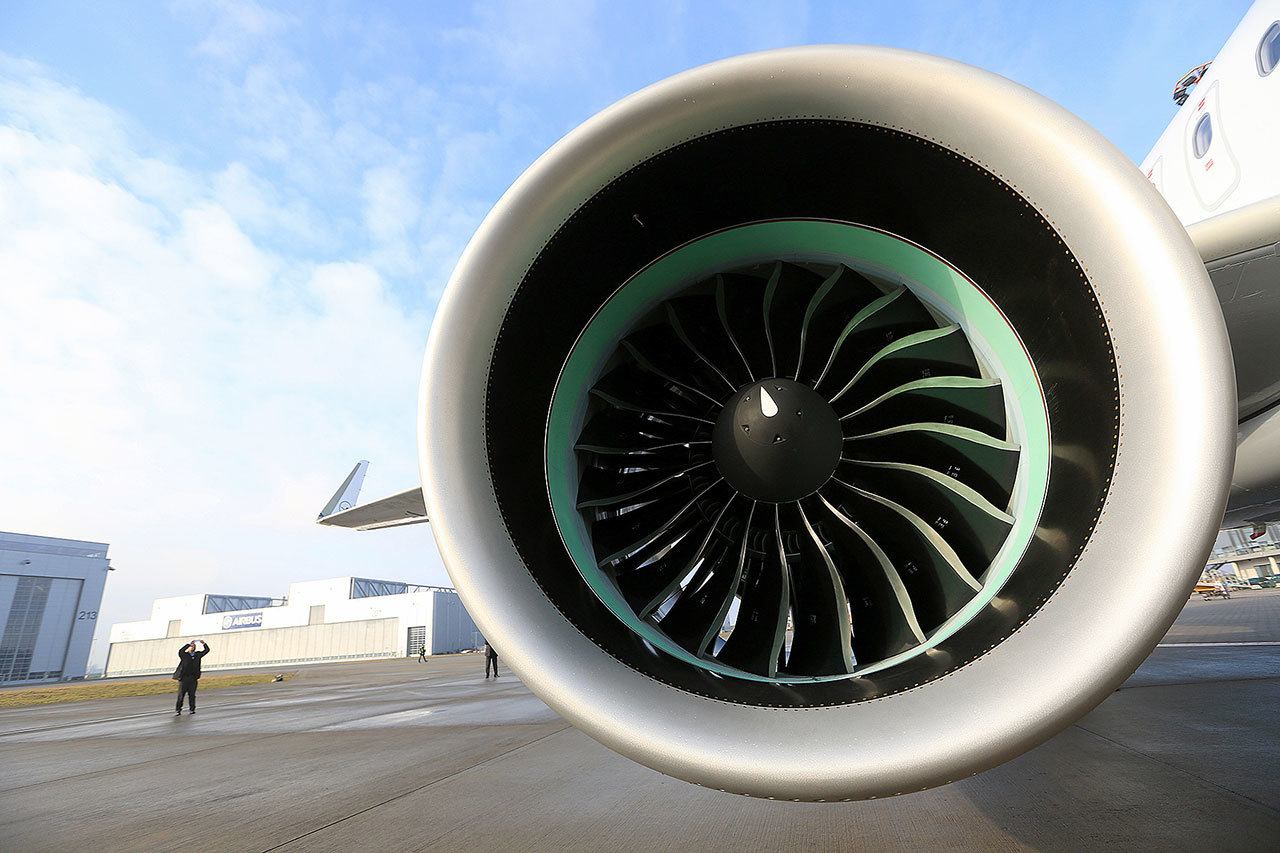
[546,220,1049,683]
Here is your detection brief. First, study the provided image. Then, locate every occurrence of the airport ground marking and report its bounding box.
[1072,721,1280,817]
[1156,641,1280,647]
[262,724,573,851]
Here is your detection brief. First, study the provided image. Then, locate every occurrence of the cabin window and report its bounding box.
[1192,113,1213,158]
[1259,22,1280,76]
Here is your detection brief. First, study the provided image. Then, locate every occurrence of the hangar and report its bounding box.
[0,531,111,685]
[104,576,481,677]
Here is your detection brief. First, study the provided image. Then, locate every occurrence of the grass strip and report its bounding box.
[0,672,293,708]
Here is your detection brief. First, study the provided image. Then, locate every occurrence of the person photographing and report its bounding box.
[174,639,210,715]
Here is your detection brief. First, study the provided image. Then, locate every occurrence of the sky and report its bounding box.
[0,0,1255,669]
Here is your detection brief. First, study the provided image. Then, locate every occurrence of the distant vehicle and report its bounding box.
[1196,582,1232,600]
[1247,576,1279,588]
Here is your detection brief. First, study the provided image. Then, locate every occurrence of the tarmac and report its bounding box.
[1,592,1279,852]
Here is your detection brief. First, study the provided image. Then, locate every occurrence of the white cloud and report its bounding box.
[184,0,294,62]
[363,164,422,245]
[443,0,606,83]
[213,161,328,248]
[0,59,443,667]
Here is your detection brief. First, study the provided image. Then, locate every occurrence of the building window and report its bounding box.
[1192,113,1213,159]
[309,605,325,625]
[203,594,276,614]
[352,578,409,599]
[1258,21,1280,76]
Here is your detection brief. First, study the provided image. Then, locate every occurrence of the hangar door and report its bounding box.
[406,625,426,657]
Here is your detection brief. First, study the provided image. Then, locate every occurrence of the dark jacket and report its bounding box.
[176,642,211,681]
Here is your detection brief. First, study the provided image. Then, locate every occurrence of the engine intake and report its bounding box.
[420,47,1235,799]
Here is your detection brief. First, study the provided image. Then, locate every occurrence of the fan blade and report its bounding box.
[815,494,926,661]
[827,478,980,631]
[656,501,755,654]
[716,272,770,380]
[716,508,790,677]
[846,422,1019,508]
[621,339,725,408]
[623,495,739,617]
[762,262,824,380]
[577,459,715,509]
[828,326,979,407]
[796,265,885,383]
[812,286,935,393]
[575,438,712,457]
[589,388,716,425]
[592,360,719,420]
[785,502,855,675]
[842,376,1008,438]
[591,477,726,566]
[665,299,744,392]
[578,405,707,449]
[845,460,1015,574]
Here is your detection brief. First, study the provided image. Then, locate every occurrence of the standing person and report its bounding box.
[484,639,499,679]
[174,639,210,715]
[418,643,427,663]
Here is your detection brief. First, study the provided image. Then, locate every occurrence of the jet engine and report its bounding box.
[418,47,1237,800]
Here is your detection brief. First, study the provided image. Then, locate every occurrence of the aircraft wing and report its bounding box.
[1189,195,1280,531]
[1189,195,1280,265]
[316,461,428,530]
[317,487,428,530]
[1189,195,1280,422]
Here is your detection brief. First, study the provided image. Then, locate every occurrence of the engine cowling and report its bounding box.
[419,47,1236,800]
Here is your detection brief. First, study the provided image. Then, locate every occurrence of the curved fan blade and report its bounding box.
[846,422,1019,508]
[575,438,712,457]
[665,298,746,392]
[796,265,885,383]
[826,478,980,631]
[621,338,726,408]
[621,495,739,617]
[815,494,926,661]
[828,325,980,408]
[578,440,710,480]
[589,388,716,425]
[578,405,708,449]
[785,502,855,675]
[842,376,1008,438]
[591,477,726,565]
[716,509,790,677]
[656,500,755,654]
[577,459,715,509]
[762,262,825,380]
[812,287,936,392]
[716,272,770,380]
[592,359,720,420]
[844,460,1014,573]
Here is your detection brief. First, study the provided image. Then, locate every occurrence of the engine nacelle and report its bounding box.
[419,47,1236,800]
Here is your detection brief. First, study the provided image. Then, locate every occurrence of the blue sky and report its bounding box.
[0,0,1254,666]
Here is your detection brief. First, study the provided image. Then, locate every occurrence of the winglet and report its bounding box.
[318,461,369,521]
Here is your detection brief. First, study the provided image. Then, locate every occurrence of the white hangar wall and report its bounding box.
[105,577,482,677]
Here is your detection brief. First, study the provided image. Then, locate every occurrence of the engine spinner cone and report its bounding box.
[712,378,842,502]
